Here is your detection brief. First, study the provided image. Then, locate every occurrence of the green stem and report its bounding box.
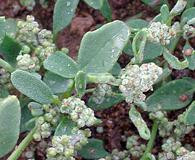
[140,120,158,160]
[0,58,14,72]
[8,127,37,160]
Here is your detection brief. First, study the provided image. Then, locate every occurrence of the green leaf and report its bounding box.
[100,0,112,21]
[0,96,21,158]
[0,35,21,66]
[28,102,44,117]
[43,71,74,94]
[78,20,130,73]
[160,4,170,24]
[163,48,189,70]
[126,19,149,29]
[11,70,54,104]
[0,86,9,98]
[88,93,124,111]
[109,62,121,76]
[79,138,110,159]
[44,51,79,78]
[186,52,195,70]
[132,29,147,63]
[181,7,195,22]
[75,71,87,97]
[83,0,104,9]
[53,0,79,34]
[129,106,150,140]
[146,79,195,111]
[55,117,77,136]
[184,101,195,125]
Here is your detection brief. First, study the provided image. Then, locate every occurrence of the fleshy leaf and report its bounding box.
[129,106,150,140]
[11,70,54,104]
[53,0,79,34]
[181,7,195,22]
[184,101,195,125]
[78,20,130,73]
[55,117,77,136]
[0,35,21,66]
[75,71,87,97]
[79,138,110,159]
[88,93,124,111]
[44,51,79,78]
[126,19,149,29]
[43,71,74,94]
[83,0,103,9]
[146,78,195,111]
[163,48,189,70]
[0,96,21,158]
[100,0,112,21]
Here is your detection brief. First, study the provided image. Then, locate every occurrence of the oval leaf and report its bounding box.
[146,79,195,111]
[129,106,150,140]
[88,94,124,111]
[44,51,79,78]
[53,0,79,34]
[0,96,21,158]
[78,20,130,73]
[11,70,54,104]
[181,7,195,22]
[79,138,110,159]
[184,101,195,125]
[75,71,87,97]
[43,71,74,94]
[83,0,103,9]
[55,117,77,136]
[126,18,149,29]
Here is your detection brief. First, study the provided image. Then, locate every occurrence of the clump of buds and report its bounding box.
[177,151,195,160]
[91,84,112,104]
[0,68,10,86]
[16,15,56,63]
[126,135,146,158]
[158,137,189,160]
[99,149,130,160]
[147,22,178,45]
[119,62,163,103]
[47,128,91,160]
[60,97,99,128]
[33,105,60,141]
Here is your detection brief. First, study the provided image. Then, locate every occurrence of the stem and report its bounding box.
[8,127,37,160]
[140,120,158,160]
[0,58,14,72]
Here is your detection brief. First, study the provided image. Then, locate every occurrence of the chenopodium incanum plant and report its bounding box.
[0,0,195,160]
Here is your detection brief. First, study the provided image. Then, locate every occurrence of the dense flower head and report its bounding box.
[60,97,99,128]
[147,22,178,45]
[91,84,112,104]
[119,62,163,103]
[47,128,91,160]
[33,105,60,141]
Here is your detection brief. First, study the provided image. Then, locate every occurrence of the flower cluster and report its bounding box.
[60,97,99,128]
[126,135,146,158]
[147,22,178,45]
[177,151,195,160]
[158,138,189,160]
[15,15,56,71]
[119,62,163,103]
[150,111,193,138]
[33,105,60,141]
[47,128,91,160]
[91,84,112,104]
[99,149,130,160]
[183,24,195,39]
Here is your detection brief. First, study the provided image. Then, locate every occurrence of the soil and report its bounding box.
[0,0,194,160]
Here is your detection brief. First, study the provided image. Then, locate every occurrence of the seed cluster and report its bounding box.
[16,15,56,71]
[99,149,130,160]
[147,22,178,45]
[126,135,146,158]
[33,105,60,141]
[47,128,91,160]
[60,97,99,128]
[119,63,163,103]
[91,84,112,104]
